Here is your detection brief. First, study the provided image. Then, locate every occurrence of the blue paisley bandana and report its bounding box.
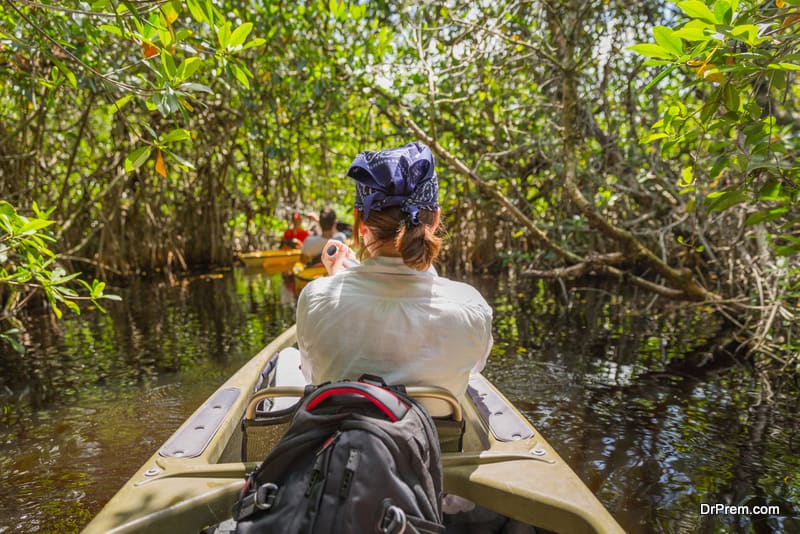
[348,142,439,226]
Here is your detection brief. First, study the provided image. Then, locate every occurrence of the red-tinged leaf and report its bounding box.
[142,42,158,59]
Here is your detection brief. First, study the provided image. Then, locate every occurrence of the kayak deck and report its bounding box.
[83,326,623,533]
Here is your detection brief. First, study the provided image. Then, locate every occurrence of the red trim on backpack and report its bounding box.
[306,386,408,422]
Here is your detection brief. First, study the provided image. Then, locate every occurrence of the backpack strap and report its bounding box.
[305,381,409,422]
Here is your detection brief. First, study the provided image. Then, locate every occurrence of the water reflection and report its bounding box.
[0,270,294,532]
[0,270,797,533]
[477,275,799,534]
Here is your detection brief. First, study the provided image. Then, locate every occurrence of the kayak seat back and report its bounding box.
[241,385,465,462]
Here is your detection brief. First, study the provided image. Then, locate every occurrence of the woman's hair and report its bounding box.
[356,206,443,271]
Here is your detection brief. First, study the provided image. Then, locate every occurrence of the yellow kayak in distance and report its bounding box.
[292,263,327,294]
[235,249,303,272]
[83,325,625,534]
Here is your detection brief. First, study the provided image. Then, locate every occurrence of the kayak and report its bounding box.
[83,325,624,533]
[292,263,327,294]
[235,250,302,272]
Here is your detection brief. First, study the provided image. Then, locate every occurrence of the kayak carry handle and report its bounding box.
[245,385,462,422]
[245,386,305,420]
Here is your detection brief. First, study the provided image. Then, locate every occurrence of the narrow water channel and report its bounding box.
[0,269,797,533]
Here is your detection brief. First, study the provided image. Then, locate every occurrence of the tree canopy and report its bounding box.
[1,0,798,370]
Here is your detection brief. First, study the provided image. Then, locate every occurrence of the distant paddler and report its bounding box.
[280,211,310,249]
[300,207,346,264]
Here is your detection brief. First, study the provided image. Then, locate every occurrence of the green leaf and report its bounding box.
[158,21,173,48]
[770,70,786,91]
[141,123,158,140]
[51,272,81,285]
[120,1,141,18]
[628,43,673,59]
[714,0,733,25]
[642,132,669,143]
[745,208,788,225]
[674,20,713,41]
[156,93,181,116]
[642,64,677,93]
[98,23,124,36]
[767,63,800,71]
[176,57,203,83]
[204,0,216,25]
[0,329,25,354]
[700,90,722,124]
[745,156,794,173]
[730,24,764,46]
[161,128,192,144]
[706,189,748,212]
[642,59,673,67]
[231,64,251,89]
[18,219,54,234]
[50,58,78,90]
[110,94,134,113]
[680,166,694,186]
[757,180,785,202]
[229,22,253,49]
[186,0,207,23]
[242,38,267,50]
[164,149,196,170]
[91,280,106,297]
[0,201,16,218]
[217,22,231,48]
[677,1,718,24]
[125,146,152,172]
[63,300,81,314]
[350,3,367,19]
[329,0,344,19]
[653,26,683,56]
[161,50,177,79]
[722,83,740,112]
[179,82,214,94]
[775,242,800,257]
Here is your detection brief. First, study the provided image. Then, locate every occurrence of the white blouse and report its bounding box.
[296,256,493,409]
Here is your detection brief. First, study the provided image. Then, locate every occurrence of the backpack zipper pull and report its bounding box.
[339,448,360,498]
[316,430,341,455]
[305,431,341,497]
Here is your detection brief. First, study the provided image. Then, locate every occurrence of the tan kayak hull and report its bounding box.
[83,325,623,534]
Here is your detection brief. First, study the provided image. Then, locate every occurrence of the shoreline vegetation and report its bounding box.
[1,0,798,380]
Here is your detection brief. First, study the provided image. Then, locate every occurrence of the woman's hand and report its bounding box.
[321,240,358,276]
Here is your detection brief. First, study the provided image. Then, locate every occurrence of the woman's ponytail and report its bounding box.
[361,207,443,271]
[395,210,442,271]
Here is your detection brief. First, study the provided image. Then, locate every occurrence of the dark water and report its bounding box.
[0,269,797,533]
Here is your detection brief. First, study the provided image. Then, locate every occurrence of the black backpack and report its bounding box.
[232,375,445,534]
